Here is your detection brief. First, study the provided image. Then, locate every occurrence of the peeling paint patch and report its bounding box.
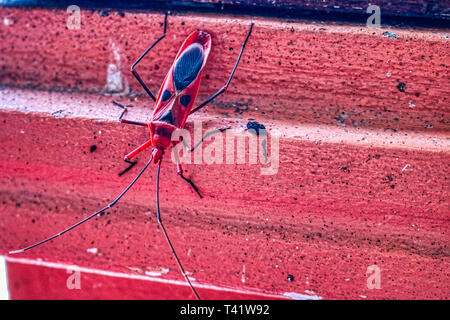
[51,109,73,118]
[127,267,143,273]
[3,17,13,26]
[382,31,397,39]
[144,271,163,277]
[86,248,98,254]
[283,292,322,300]
[105,63,123,93]
[104,40,127,94]
[401,164,410,172]
[144,267,169,277]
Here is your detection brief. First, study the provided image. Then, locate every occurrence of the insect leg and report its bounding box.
[118,159,137,177]
[177,163,202,199]
[171,141,202,198]
[112,101,149,175]
[130,12,168,102]
[124,139,153,161]
[190,23,254,114]
[113,101,148,127]
[171,127,230,198]
[155,160,201,300]
[9,155,154,254]
[180,127,230,153]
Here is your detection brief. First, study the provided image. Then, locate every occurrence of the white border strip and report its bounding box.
[4,256,306,299]
[0,256,9,300]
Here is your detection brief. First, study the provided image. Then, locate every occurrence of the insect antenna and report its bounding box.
[155,160,200,300]
[9,154,154,254]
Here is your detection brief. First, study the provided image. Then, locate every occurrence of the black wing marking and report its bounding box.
[173,44,203,92]
[162,89,172,101]
[159,109,174,124]
[180,94,191,107]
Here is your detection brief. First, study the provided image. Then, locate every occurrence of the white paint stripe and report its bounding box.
[283,292,322,300]
[0,256,9,300]
[1,87,448,153]
[4,256,287,299]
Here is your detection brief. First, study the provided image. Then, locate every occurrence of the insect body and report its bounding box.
[10,13,254,300]
[126,29,212,165]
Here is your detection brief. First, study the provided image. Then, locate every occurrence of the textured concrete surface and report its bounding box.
[2,0,450,19]
[0,8,448,133]
[5,257,284,299]
[0,7,448,300]
[0,88,448,299]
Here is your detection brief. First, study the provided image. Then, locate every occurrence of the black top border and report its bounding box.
[1,0,449,29]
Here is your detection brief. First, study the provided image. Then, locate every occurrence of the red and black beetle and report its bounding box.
[11,13,254,300]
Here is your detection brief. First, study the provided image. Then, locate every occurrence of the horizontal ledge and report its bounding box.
[5,256,293,299]
[1,8,449,133]
[0,86,448,153]
[0,86,448,299]
[1,0,449,26]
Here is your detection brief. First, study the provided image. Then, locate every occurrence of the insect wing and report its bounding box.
[152,31,212,129]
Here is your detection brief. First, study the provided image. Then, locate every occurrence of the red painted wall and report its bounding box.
[0,7,448,299]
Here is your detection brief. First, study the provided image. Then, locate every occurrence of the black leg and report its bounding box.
[9,156,154,254]
[112,101,150,176]
[112,101,148,127]
[190,23,254,114]
[173,127,232,198]
[180,127,230,153]
[172,142,204,198]
[178,171,203,199]
[156,161,201,300]
[118,159,137,177]
[131,13,168,102]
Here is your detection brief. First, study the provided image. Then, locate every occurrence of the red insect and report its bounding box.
[10,13,254,300]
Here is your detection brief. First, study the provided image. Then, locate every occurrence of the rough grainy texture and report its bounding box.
[0,8,449,133]
[0,7,449,300]
[2,0,449,20]
[0,88,448,299]
[186,0,450,18]
[6,259,283,299]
